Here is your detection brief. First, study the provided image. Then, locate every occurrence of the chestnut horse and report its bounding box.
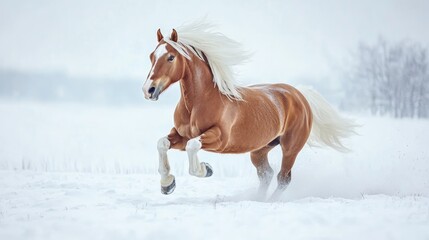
[142,22,356,201]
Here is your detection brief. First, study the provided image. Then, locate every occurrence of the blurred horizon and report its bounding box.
[0,68,345,106]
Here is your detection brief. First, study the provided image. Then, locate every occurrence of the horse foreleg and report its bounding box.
[157,137,176,194]
[157,128,188,195]
[185,127,221,178]
[186,137,213,177]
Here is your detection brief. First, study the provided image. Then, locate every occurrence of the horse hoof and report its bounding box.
[203,162,213,177]
[161,179,176,195]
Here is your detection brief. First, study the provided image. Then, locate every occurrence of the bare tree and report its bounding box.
[343,37,429,118]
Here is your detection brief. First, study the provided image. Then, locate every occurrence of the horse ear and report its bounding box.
[171,29,178,42]
[157,29,163,42]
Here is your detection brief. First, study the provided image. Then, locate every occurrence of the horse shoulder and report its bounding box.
[173,101,192,138]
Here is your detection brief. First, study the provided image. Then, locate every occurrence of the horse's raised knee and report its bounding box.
[186,137,202,152]
[157,137,170,152]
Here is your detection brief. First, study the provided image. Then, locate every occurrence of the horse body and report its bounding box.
[167,48,313,154]
[143,22,356,200]
[173,81,312,154]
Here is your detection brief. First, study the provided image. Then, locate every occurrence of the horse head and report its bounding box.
[143,29,186,101]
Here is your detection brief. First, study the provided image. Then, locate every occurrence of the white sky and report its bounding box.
[1,0,428,85]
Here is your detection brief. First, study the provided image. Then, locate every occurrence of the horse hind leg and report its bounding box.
[250,145,276,200]
[269,132,307,201]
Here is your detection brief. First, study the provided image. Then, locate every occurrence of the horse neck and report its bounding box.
[179,56,223,111]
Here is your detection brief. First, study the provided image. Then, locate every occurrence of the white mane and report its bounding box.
[163,21,250,100]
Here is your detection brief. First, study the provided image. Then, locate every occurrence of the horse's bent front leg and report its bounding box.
[186,126,221,178]
[186,137,213,177]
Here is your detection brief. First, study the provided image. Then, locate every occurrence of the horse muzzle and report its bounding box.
[143,80,164,101]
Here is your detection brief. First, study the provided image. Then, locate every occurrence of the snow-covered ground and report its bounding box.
[1,101,428,239]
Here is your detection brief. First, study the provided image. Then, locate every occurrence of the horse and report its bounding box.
[142,22,356,201]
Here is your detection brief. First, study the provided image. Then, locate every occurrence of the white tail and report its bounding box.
[297,86,358,152]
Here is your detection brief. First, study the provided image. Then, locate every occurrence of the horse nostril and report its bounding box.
[148,87,155,94]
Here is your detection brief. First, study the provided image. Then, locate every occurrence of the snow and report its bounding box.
[1,101,429,239]
[1,171,428,240]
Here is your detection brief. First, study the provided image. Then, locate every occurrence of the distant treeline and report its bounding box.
[342,38,429,118]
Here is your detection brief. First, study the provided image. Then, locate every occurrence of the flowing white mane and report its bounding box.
[163,21,250,100]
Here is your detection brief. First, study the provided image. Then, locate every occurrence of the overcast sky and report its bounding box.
[1,0,428,85]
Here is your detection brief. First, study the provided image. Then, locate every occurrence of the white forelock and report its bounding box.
[163,21,250,100]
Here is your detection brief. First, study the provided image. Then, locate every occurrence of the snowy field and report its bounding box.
[1,101,428,239]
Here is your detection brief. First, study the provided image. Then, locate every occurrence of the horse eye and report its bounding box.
[167,55,175,62]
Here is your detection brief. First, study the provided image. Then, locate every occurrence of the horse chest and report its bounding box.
[175,109,216,138]
[174,101,219,139]
[175,123,200,139]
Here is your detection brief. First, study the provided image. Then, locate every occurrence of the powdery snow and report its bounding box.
[0,101,428,239]
[1,171,428,240]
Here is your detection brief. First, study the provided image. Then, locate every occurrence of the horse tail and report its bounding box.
[297,86,358,152]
